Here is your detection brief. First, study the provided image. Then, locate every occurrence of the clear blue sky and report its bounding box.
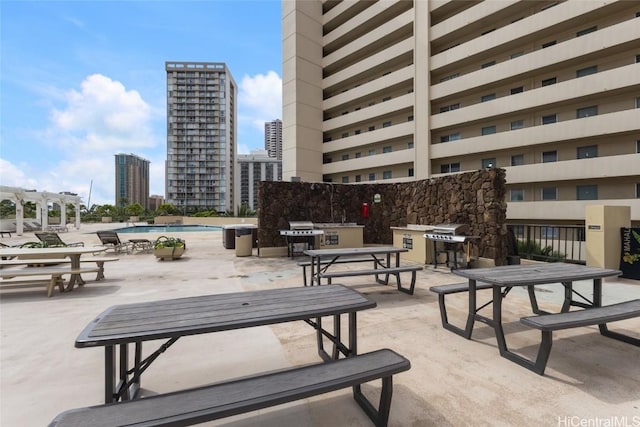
[0,0,282,206]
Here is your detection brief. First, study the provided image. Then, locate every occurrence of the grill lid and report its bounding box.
[288,221,314,230]
[432,223,470,235]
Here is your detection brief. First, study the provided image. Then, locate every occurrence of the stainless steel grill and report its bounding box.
[423,223,478,269]
[425,224,472,243]
[281,221,322,258]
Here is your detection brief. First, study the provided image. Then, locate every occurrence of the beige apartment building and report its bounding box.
[282,0,640,223]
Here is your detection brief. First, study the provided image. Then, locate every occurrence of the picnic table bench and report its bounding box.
[520,299,640,374]
[0,266,102,297]
[0,256,118,281]
[49,348,410,427]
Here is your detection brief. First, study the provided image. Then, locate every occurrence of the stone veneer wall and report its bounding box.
[258,168,508,264]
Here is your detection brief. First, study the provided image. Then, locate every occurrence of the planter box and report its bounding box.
[153,246,185,260]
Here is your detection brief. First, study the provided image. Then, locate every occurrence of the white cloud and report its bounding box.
[49,73,156,152]
[238,71,282,131]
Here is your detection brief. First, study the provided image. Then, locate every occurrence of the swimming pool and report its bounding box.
[113,225,222,233]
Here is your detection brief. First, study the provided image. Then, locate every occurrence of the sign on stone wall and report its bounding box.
[620,228,640,280]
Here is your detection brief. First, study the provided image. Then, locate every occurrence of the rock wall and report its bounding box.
[258,168,508,264]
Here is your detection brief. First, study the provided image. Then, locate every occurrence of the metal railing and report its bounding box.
[508,223,586,264]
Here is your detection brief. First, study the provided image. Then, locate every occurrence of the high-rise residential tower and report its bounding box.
[236,149,282,210]
[282,0,640,223]
[265,119,283,159]
[114,153,150,210]
[165,61,237,214]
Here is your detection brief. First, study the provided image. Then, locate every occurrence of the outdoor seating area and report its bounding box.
[1,223,639,426]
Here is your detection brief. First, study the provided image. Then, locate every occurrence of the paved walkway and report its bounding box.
[1,223,639,426]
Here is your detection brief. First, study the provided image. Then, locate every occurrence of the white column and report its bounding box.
[15,200,24,236]
[60,200,67,227]
[75,203,81,229]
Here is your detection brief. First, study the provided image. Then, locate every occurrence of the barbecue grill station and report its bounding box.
[280,221,364,258]
[423,223,479,269]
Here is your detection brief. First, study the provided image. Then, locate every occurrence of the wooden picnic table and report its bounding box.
[447,263,636,373]
[0,246,106,290]
[75,284,376,403]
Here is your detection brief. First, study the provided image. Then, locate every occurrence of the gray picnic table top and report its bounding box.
[304,246,408,258]
[76,284,376,347]
[452,263,621,287]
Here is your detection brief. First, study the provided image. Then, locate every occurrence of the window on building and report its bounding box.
[341,132,348,138]
[482,158,496,168]
[542,40,556,48]
[511,52,524,59]
[577,185,598,200]
[542,187,557,200]
[382,121,391,128]
[542,114,557,125]
[368,149,375,156]
[481,126,496,135]
[440,133,461,143]
[323,156,332,164]
[511,120,524,130]
[440,163,460,173]
[510,189,524,202]
[439,73,460,82]
[408,115,414,121]
[541,77,556,87]
[511,86,524,94]
[637,97,640,108]
[636,54,640,63]
[355,129,361,135]
[383,171,392,179]
[637,140,640,153]
[355,175,361,182]
[577,106,598,118]
[382,96,391,102]
[576,65,597,77]
[511,154,524,166]
[368,173,376,181]
[408,142,414,149]
[408,168,414,177]
[342,154,349,161]
[355,152,361,158]
[577,145,598,159]
[342,176,349,183]
[637,183,640,198]
[481,93,496,102]
[481,61,496,68]
[440,103,460,113]
[576,26,597,37]
[323,136,332,143]
[542,151,557,163]
[368,126,375,131]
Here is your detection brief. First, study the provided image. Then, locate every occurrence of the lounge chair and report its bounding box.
[23,220,43,232]
[96,231,152,254]
[35,232,84,247]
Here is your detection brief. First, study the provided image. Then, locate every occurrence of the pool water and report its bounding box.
[113,225,222,233]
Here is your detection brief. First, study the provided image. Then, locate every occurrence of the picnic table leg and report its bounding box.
[105,346,116,403]
[64,254,86,291]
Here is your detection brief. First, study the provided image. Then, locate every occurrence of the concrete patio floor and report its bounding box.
[1,223,639,426]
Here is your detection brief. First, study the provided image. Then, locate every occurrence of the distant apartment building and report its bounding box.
[148,194,165,211]
[115,153,150,209]
[236,149,282,210]
[265,119,283,159]
[282,0,640,223]
[165,61,237,214]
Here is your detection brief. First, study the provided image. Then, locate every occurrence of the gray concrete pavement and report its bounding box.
[1,223,639,426]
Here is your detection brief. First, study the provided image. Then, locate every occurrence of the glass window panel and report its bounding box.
[511,154,524,166]
[510,189,524,201]
[577,145,598,159]
[542,187,557,200]
[577,185,598,200]
[542,151,557,162]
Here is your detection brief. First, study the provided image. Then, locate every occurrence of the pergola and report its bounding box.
[0,185,82,236]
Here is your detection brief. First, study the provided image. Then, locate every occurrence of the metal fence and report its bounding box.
[508,223,586,264]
